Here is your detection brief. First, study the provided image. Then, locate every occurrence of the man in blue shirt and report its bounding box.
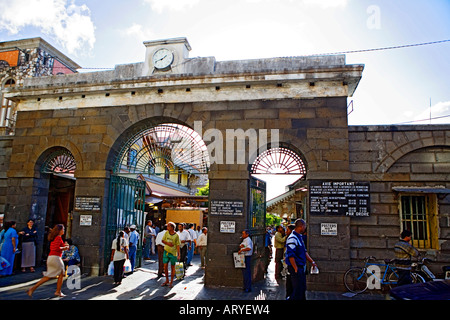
[128,225,140,273]
[285,219,317,300]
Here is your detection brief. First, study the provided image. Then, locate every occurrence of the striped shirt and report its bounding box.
[394,240,419,270]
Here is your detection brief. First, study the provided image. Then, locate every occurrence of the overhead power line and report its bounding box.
[310,39,450,56]
[73,39,450,70]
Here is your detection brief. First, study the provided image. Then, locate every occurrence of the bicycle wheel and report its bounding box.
[387,270,399,290]
[344,267,368,294]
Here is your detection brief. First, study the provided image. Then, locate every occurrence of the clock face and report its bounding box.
[152,48,174,70]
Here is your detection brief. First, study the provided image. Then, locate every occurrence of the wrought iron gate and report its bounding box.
[104,175,146,270]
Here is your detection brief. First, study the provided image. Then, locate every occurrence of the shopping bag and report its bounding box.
[107,261,114,276]
[175,262,184,280]
[123,259,132,273]
[233,252,246,268]
[0,256,10,270]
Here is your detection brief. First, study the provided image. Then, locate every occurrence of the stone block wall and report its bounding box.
[348,125,450,279]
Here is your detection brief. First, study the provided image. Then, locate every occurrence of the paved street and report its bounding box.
[0,253,388,301]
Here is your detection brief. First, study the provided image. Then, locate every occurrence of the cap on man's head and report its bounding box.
[130,224,136,229]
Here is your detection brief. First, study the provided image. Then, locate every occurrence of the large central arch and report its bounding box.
[104,117,210,270]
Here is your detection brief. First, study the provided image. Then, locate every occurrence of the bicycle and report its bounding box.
[343,256,425,294]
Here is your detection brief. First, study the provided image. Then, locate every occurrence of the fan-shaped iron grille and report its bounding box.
[250,147,306,175]
[41,149,76,175]
[114,123,210,175]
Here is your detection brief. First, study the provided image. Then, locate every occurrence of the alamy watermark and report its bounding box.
[170,121,280,166]
[66,265,81,290]
[367,5,381,30]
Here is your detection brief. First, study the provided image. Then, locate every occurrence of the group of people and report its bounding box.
[0,220,80,279]
[158,222,208,288]
[1,220,37,276]
[110,220,208,288]
[247,219,317,299]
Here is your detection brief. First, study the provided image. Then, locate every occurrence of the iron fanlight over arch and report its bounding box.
[250,146,307,175]
[114,123,210,176]
[41,148,76,176]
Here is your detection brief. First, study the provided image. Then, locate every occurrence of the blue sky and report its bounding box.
[0,0,449,127]
[0,0,449,199]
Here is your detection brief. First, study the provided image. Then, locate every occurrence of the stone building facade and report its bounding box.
[0,37,449,291]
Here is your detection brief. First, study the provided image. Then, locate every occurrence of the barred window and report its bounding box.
[399,194,439,250]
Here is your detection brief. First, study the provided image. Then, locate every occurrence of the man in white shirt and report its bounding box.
[177,223,191,272]
[238,229,253,292]
[196,227,208,268]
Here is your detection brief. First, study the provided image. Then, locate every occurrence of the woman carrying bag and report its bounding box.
[110,231,129,285]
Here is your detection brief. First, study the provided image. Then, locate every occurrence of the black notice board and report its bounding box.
[75,196,102,211]
[309,181,370,217]
[210,200,244,216]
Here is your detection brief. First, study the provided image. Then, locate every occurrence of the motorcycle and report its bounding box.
[411,257,450,282]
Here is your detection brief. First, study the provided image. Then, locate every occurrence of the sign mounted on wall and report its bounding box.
[309,181,370,217]
[220,221,236,233]
[321,223,338,236]
[210,200,244,216]
[75,196,102,211]
[80,215,92,226]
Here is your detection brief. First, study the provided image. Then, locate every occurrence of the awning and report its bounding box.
[392,186,450,194]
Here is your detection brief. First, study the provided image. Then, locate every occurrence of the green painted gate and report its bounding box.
[104,175,146,271]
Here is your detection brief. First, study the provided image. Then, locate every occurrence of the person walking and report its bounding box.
[264,227,273,274]
[285,219,317,300]
[143,220,153,260]
[177,223,190,271]
[161,222,180,288]
[284,224,295,299]
[0,221,18,276]
[394,230,419,286]
[27,224,69,297]
[128,225,139,273]
[238,229,253,293]
[186,223,197,266]
[196,227,208,268]
[274,225,286,280]
[155,224,167,278]
[110,231,129,285]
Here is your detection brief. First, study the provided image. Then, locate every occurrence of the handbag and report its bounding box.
[107,261,114,275]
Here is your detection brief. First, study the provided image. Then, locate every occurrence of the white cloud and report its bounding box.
[143,0,200,13]
[124,23,155,42]
[0,0,95,56]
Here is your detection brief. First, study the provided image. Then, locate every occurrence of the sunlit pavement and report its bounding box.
[0,254,388,301]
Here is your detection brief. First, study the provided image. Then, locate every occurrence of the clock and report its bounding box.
[152,48,174,70]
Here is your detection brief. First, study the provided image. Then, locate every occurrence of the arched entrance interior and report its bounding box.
[249,142,308,280]
[32,147,77,264]
[105,121,210,270]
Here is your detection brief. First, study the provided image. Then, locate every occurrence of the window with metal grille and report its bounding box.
[399,194,438,250]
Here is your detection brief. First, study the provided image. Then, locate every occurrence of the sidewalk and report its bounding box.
[0,254,389,301]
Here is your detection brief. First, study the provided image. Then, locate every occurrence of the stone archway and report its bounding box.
[31,146,77,265]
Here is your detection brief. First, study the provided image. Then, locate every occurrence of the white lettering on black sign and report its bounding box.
[309,181,370,217]
[210,200,244,216]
